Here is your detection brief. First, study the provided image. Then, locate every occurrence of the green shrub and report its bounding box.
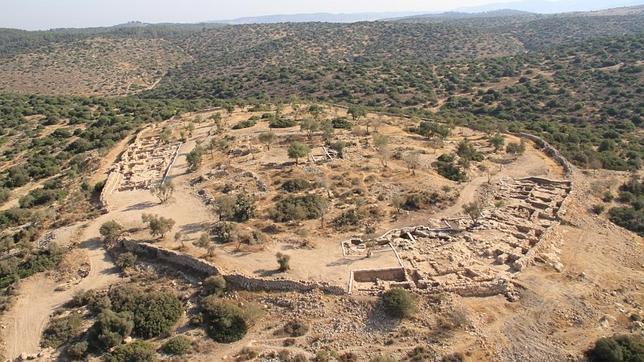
[66,341,88,360]
[403,191,443,210]
[591,204,606,215]
[506,141,526,155]
[331,118,353,129]
[19,188,65,208]
[131,291,182,338]
[201,297,247,343]
[232,119,257,130]
[281,178,312,192]
[0,188,10,205]
[115,252,137,270]
[203,275,227,296]
[104,340,156,362]
[283,319,309,337]
[270,194,327,222]
[232,192,256,222]
[161,335,192,356]
[87,309,134,352]
[587,335,644,362]
[609,207,643,236]
[211,221,237,244]
[333,209,363,230]
[108,286,183,338]
[434,155,467,182]
[269,118,296,128]
[382,288,416,318]
[41,314,82,348]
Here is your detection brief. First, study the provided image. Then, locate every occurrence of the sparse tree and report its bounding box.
[462,201,483,223]
[142,214,176,239]
[321,120,334,143]
[300,118,319,140]
[150,180,174,204]
[195,233,211,249]
[186,145,204,172]
[115,252,137,270]
[214,195,236,221]
[99,221,124,247]
[348,106,366,122]
[174,232,185,249]
[287,142,310,165]
[373,133,390,167]
[258,131,276,150]
[489,133,505,152]
[160,127,172,144]
[403,151,421,175]
[391,195,406,216]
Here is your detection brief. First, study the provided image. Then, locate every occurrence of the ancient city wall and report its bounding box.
[511,132,573,177]
[120,240,345,295]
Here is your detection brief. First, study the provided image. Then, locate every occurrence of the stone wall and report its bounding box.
[513,132,573,177]
[98,171,121,212]
[120,240,345,295]
[352,267,406,283]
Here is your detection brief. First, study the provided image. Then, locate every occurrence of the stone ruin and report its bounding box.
[344,176,572,300]
[112,129,181,191]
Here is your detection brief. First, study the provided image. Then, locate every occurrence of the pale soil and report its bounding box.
[2,106,640,361]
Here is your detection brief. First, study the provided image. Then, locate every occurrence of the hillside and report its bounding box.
[0,5,642,362]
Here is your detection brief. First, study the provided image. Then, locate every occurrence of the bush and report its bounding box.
[333,208,364,230]
[0,188,10,205]
[108,286,183,338]
[232,119,257,129]
[269,118,296,128]
[99,221,124,246]
[115,252,137,270]
[87,309,134,352]
[403,191,443,210]
[591,204,606,215]
[276,252,291,272]
[104,340,156,362]
[587,335,644,362]
[66,341,88,360]
[609,207,644,236]
[232,192,256,222]
[41,314,82,348]
[211,221,237,244]
[506,141,526,155]
[270,194,327,222]
[203,275,227,296]
[281,178,312,192]
[331,118,353,129]
[283,320,309,337]
[161,335,192,356]
[434,155,467,182]
[382,288,416,318]
[142,214,176,239]
[201,297,248,343]
[19,188,64,208]
[131,291,182,338]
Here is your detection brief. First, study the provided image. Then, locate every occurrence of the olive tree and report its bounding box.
[287,142,310,165]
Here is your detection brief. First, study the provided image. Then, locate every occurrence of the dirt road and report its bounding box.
[1,221,120,360]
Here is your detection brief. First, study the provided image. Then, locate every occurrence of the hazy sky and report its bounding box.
[1,0,640,30]
[2,0,514,29]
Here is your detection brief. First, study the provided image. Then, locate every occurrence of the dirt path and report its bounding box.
[1,218,121,360]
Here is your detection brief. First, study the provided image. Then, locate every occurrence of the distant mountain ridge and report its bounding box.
[212,12,427,24]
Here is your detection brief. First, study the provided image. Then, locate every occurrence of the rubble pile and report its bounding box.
[113,129,181,191]
[345,176,571,299]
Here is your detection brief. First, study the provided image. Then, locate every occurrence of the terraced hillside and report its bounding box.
[0,37,190,96]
